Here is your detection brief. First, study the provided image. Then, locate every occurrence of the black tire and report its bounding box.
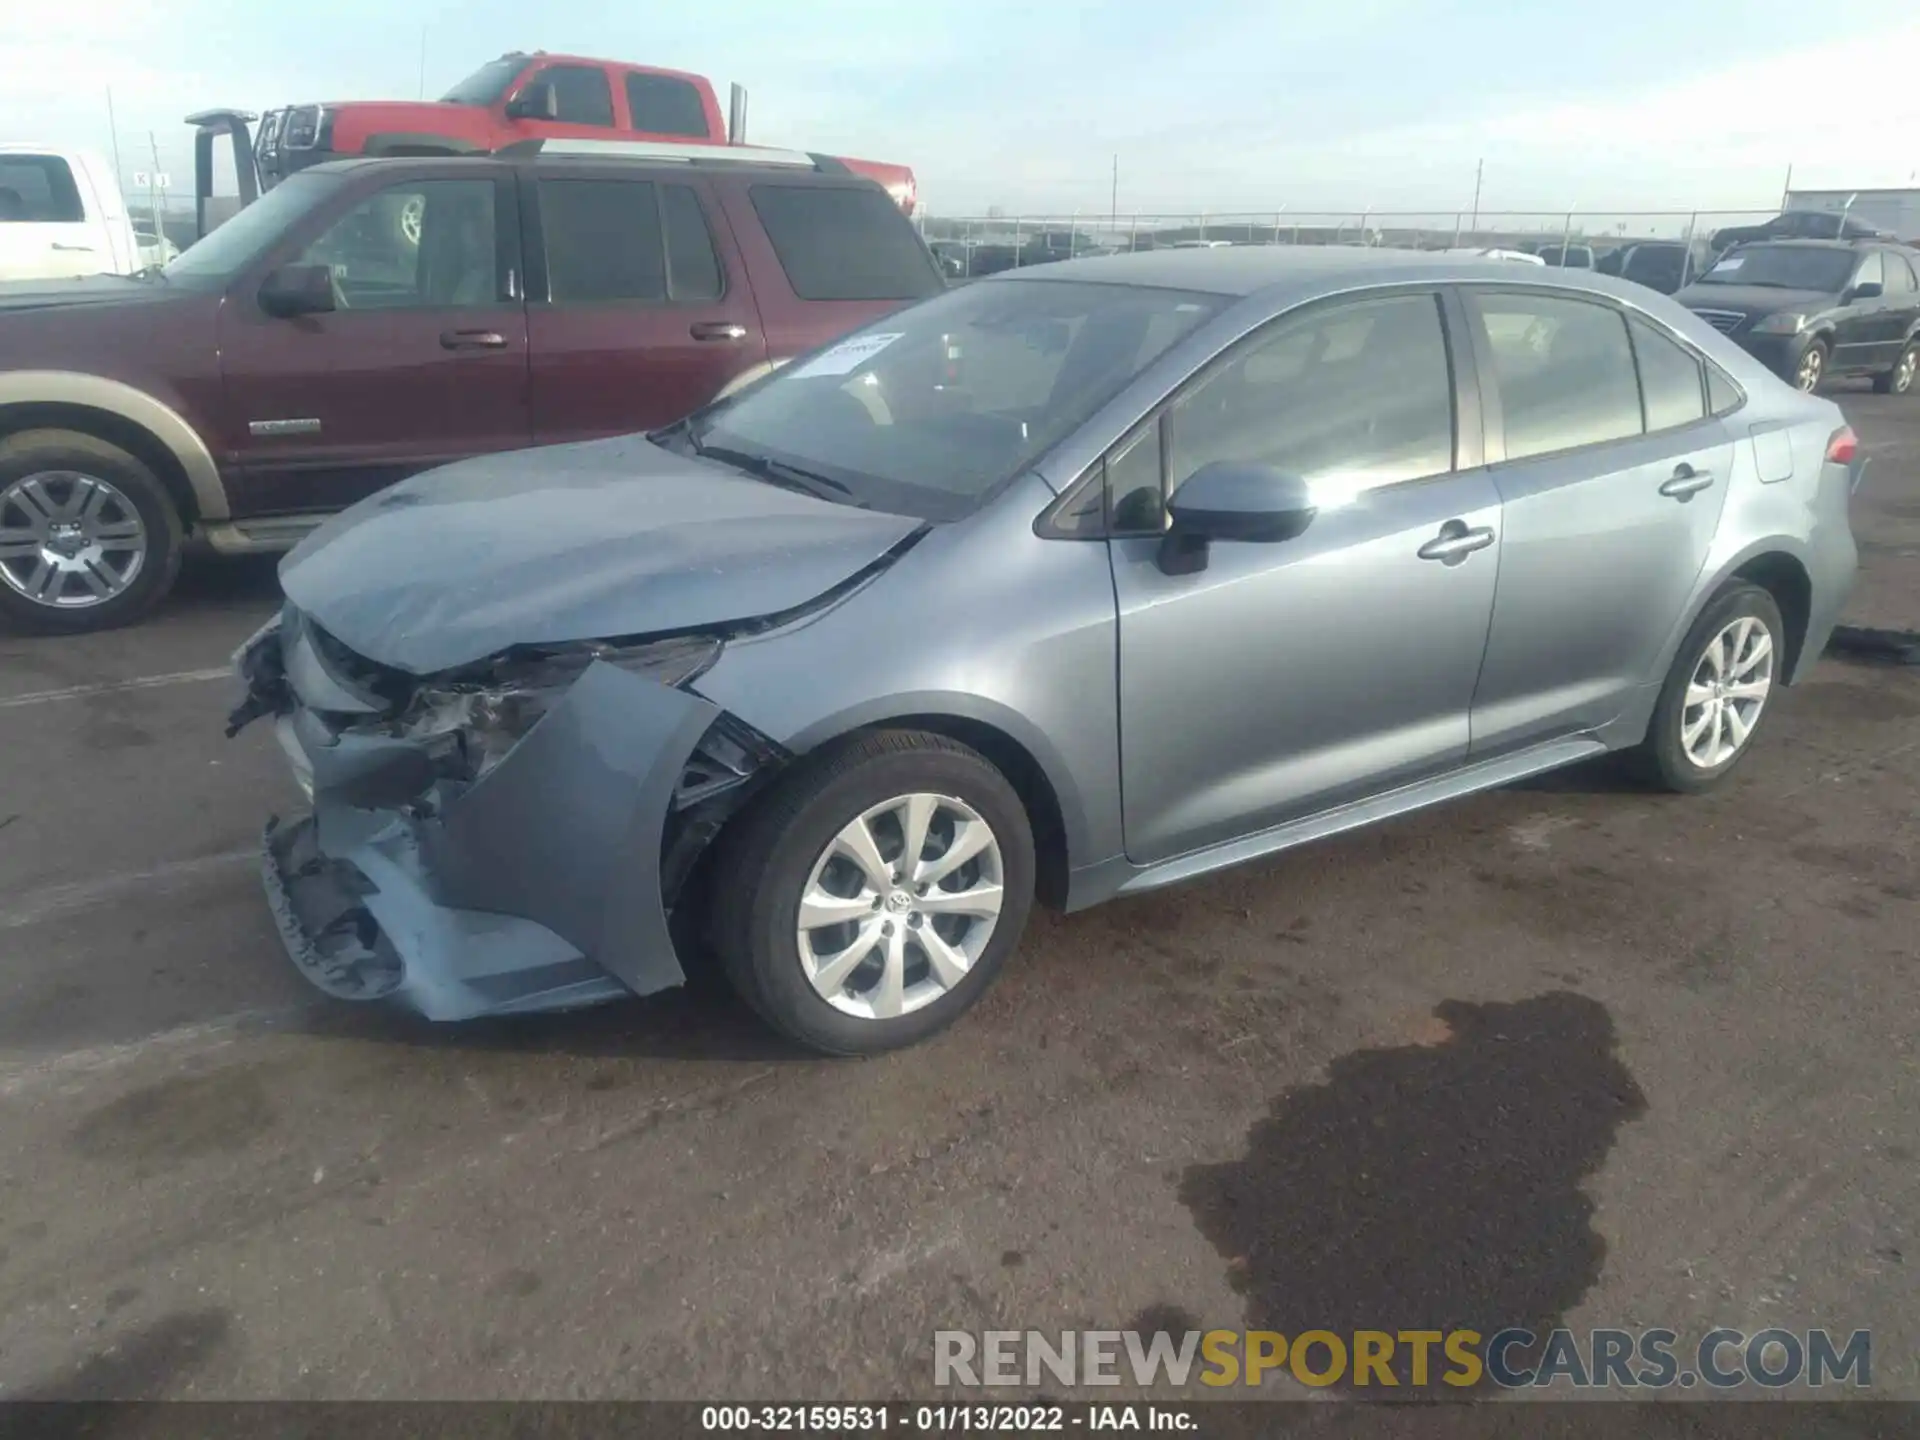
[1792,338,1828,393]
[1873,340,1917,395]
[709,729,1037,1056]
[1633,582,1786,794]
[0,429,183,635]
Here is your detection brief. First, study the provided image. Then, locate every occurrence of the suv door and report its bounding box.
[218,173,529,515]
[1461,288,1735,756]
[1883,252,1920,375]
[1107,290,1502,864]
[524,173,766,442]
[1830,249,1887,372]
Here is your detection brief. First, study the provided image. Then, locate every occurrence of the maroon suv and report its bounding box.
[0,142,944,633]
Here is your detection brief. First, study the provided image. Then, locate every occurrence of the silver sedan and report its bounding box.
[234,247,1861,1054]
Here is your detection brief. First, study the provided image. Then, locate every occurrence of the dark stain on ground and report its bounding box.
[1180,992,1646,1395]
[1791,841,1891,878]
[1128,1301,1201,1335]
[1000,1249,1025,1268]
[104,1286,141,1314]
[13,1308,232,1399]
[493,1267,543,1299]
[70,1067,276,1165]
[17,1219,49,1244]
[1468,860,1677,945]
[1833,893,1883,922]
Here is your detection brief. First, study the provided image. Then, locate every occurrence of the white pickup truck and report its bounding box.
[0,144,141,281]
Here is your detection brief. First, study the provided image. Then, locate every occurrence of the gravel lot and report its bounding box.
[1,391,1916,1403]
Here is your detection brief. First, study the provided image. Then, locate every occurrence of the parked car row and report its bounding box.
[0,142,944,631]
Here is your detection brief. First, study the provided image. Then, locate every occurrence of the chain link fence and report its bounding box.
[918,209,1786,283]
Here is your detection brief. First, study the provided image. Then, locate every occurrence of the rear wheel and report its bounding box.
[1633,582,1784,794]
[1793,338,1828,393]
[1874,341,1917,395]
[0,429,183,634]
[709,730,1036,1056]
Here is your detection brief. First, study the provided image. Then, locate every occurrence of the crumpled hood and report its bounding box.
[279,434,923,676]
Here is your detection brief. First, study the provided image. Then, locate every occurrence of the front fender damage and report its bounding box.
[260,658,791,1020]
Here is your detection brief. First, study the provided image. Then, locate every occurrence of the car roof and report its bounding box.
[300,154,856,185]
[987,245,1647,300]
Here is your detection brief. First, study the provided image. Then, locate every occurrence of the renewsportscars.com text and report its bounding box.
[934,1327,1871,1390]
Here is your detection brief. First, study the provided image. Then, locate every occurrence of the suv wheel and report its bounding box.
[0,429,183,634]
[710,730,1036,1056]
[1633,582,1784,794]
[1793,339,1828,392]
[1874,341,1917,396]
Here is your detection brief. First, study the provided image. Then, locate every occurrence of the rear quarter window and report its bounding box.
[748,184,941,302]
[625,74,709,138]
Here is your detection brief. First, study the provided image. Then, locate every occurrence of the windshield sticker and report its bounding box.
[790,333,905,379]
[1709,256,1745,273]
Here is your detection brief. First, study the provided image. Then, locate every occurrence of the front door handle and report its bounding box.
[1659,464,1715,500]
[690,321,749,343]
[1417,521,1496,564]
[440,329,507,351]
[51,242,96,252]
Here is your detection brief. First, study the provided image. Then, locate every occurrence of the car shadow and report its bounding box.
[1505,752,1650,796]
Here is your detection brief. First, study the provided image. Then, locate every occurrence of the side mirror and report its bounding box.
[1846,281,1883,303]
[505,82,559,121]
[258,262,335,318]
[1158,461,1316,575]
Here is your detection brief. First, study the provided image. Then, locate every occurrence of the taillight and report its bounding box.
[1825,426,1859,465]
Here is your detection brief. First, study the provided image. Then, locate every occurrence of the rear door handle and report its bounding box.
[440,329,507,351]
[1417,522,1496,563]
[690,321,749,343]
[1659,465,1715,500]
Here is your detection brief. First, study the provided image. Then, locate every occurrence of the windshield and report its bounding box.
[1697,244,1855,291]
[163,174,340,282]
[441,58,525,106]
[686,280,1228,520]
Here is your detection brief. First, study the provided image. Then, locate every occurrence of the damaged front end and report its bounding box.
[231,609,788,1019]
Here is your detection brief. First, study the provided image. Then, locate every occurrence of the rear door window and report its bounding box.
[1628,317,1706,433]
[748,184,942,301]
[1884,253,1918,294]
[625,73,709,138]
[539,179,664,302]
[1469,291,1643,460]
[0,154,84,222]
[661,183,723,301]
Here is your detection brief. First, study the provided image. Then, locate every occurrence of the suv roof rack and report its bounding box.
[493,137,850,174]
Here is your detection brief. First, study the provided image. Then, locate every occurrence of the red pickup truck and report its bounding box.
[253,51,918,217]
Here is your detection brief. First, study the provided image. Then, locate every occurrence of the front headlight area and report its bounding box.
[1752,312,1809,336]
[387,634,723,784]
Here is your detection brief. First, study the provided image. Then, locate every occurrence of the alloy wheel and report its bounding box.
[1680,615,1774,769]
[1896,347,1918,395]
[795,792,1005,1021]
[1795,346,1824,392]
[0,471,148,609]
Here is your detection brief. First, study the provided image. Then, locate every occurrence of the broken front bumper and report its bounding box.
[240,618,752,1020]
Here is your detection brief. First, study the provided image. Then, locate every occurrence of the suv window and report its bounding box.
[0,154,83,223]
[661,184,723,300]
[625,73,708,138]
[748,184,942,301]
[1628,317,1705,432]
[1852,251,1884,293]
[1160,292,1455,516]
[538,179,722,303]
[297,179,499,308]
[534,65,615,127]
[1471,292,1641,460]
[1885,252,1919,294]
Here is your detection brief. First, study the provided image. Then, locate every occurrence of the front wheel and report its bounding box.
[1874,342,1917,395]
[709,730,1037,1056]
[0,429,183,634]
[1793,339,1828,393]
[1634,582,1784,794]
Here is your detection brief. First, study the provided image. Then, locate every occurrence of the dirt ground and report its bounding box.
[1,389,1915,1403]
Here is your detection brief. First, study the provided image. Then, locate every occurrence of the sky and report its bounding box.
[4,0,1918,222]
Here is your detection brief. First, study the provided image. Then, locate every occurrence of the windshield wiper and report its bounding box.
[696,443,862,506]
